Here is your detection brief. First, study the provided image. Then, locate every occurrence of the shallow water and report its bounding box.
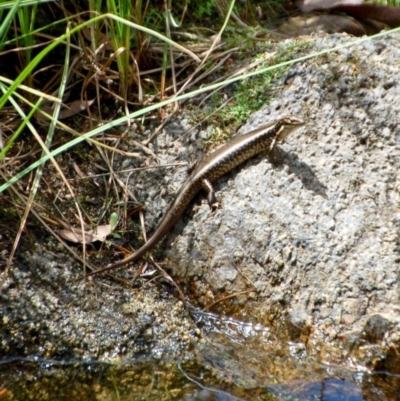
[1,311,399,400]
[0,357,398,400]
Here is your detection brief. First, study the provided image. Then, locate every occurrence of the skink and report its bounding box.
[86,115,305,277]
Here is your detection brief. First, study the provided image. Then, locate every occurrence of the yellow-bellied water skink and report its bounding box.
[86,115,305,277]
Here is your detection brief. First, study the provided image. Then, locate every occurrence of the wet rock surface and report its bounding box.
[0,250,199,361]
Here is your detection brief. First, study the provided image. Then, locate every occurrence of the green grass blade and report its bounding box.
[0,0,56,10]
[0,0,22,49]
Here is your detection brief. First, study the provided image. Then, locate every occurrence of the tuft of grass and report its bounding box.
[199,40,313,146]
[16,1,38,92]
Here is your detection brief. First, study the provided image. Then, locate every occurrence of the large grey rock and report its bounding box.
[159,33,400,369]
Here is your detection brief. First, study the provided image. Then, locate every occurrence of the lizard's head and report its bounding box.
[276,115,305,142]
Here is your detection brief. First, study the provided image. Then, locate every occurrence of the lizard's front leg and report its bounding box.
[201,179,221,211]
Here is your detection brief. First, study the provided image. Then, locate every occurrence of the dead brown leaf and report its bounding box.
[56,224,112,244]
[58,98,95,119]
[333,4,400,28]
